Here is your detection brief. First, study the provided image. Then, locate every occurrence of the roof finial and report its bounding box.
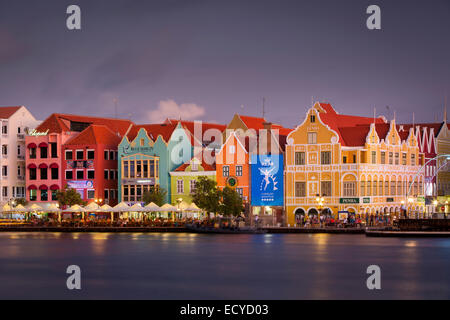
[444,96,447,123]
[373,107,376,124]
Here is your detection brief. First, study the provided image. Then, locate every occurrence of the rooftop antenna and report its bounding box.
[262,97,266,119]
[412,111,415,127]
[444,96,448,123]
[373,107,376,124]
[113,97,118,119]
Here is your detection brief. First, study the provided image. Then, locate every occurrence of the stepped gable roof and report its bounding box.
[174,156,216,172]
[35,113,133,135]
[64,125,121,146]
[126,123,178,143]
[0,106,21,119]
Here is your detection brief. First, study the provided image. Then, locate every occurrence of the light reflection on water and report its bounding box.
[0,232,448,299]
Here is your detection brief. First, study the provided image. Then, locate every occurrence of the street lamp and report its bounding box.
[407,197,414,219]
[316,194,325,226]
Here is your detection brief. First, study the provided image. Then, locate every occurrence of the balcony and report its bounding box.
[18,175,25,181]
[17,155,25,161]
[17,133,25,140]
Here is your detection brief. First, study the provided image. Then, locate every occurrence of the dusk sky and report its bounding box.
[0,0,449,128]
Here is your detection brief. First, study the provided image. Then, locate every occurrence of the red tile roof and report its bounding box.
[64,125,121,146]
[0,106,22,119]
[126,123,178,143]
[35,113,133,135]
[237,114,292,136]
[316,103,387,146]
[174,156,216,172]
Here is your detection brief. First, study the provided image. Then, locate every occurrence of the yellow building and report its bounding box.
[284,103,425,226]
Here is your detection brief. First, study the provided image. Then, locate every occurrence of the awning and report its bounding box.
[38,142,48,148]
[27,143,37,148]
[27,184,37,190]
[39,163,48,169]
[27,164,37,169]
[39,185,48,190]
[49,163,58,169]
[50,184,59,190]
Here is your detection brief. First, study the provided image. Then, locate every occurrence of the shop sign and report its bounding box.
[122,144,153,155]
[339,198,359,204]
[386,198,394,202]
[250,154,284,206]
[417,196,425,203]
[363,197,370,203]
[67,180,93,189]
[122,178,155,185]
[27,129,49,136]
[226,176,238,188]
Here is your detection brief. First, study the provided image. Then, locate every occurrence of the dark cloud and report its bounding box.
[0,0,448,126]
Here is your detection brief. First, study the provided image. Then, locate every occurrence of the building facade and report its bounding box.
[25,114,133,204]
[61,125,121,206]
[118,122,193,204]
[285,103,425,226]
[169,157,216,205]
[0,106,40,205]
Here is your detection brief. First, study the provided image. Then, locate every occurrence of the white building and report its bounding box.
[0,106,40,205]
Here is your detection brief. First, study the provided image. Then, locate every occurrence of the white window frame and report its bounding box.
[65,150,73,160]
[177,179,184,194]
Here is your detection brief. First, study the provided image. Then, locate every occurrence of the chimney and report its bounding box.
[262,122,272,155]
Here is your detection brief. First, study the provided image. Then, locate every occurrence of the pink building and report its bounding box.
[25,114,133,204]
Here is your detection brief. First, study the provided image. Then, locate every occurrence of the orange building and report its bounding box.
[216,132,250,202]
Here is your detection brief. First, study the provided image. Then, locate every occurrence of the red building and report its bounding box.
[61,125,123,206]
[26,114,133,205]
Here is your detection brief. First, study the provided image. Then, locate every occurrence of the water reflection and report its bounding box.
[0,232,448,299]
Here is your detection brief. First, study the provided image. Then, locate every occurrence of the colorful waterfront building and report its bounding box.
[169,156,216,205]
[61,125,122,206]
[117,122,193,204]
[284,102,426,226]
[25,114,133,204]
[0,106,40,205]
[216,115,291,225]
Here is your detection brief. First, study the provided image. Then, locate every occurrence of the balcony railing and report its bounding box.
[17,133,25,140]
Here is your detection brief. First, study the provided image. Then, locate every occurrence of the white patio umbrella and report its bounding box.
[63,204,86,212]
[13,204,27,212]
[99,204,114,223]
[2,203,12,213]
[85,202,100,212]
[99,204,113,212]
[45,203,61,212]
[144,202,161,212]
[160,203,178,211]
[130,203,146,212]
[112,202,130,212]
[27,203,44,212]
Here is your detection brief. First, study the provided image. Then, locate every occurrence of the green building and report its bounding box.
[169,157,216,205]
